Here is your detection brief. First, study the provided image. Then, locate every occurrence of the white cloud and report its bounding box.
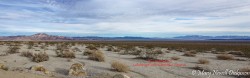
[0,0,250,37]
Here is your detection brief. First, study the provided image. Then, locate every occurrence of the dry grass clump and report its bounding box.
[111,61,130,73]
[20,51,33,58]
[88,51,105,62]
[198,58,210,64]
[32,52,49,63]
[56,50,76,58]
[183,52,196,57]
[216,54,234,60]
[6,46,20,54]
[171,56,180,60]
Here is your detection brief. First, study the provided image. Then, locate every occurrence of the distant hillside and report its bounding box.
[0,33,72,41]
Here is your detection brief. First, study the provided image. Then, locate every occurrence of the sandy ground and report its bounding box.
[0,43,249,78]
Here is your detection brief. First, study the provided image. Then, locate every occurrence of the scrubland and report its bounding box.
[0,41,249,78]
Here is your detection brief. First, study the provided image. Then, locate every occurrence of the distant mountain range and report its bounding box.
[0,33,72,41]
[0,33,250,41]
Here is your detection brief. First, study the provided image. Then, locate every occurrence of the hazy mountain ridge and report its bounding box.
[174,35,250,40]
[0,33,250,41]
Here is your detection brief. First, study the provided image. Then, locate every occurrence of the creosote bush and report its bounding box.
[6,46,20,54]
[56,50,76,58]
[198,58,210,64]
[83,49,95,56]
[137,49,164,60]
[216,54,234,60]
[88,50,105,62]
[32,52,49,63]
[86,45,98,50]
[171,56,180,60]
[183,52,196,57]
[111,61,130,73]
[20,51,33,58]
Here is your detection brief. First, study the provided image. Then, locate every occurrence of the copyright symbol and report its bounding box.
[192,70,196,75]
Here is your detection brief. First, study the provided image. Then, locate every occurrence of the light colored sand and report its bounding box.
[0,70,54,78]
[0,44,249,78]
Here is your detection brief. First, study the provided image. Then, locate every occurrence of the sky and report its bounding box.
[0,0,250,37]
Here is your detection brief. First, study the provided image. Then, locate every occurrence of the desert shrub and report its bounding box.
[32,52,49,63]
[83,49,95,56]
[111,61,130,72]
[56,50,75,58]
[113,48,121,52]
[137,49,163,60]
[6,46,20,54]
[73,47,81,52]
[198,58,210,64]
[88,51,105,62]
[131,49,142,55]
[171,56,180,60]
[86,45,98,50]
[20,51,33,58]
[153,48,164,54]
[216,54,234,60]
[183,52,196,57]
[106,46,114,51]
[2,66,9,71]
[27,42,34,49]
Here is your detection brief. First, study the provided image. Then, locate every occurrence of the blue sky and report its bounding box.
[0,0,250,37]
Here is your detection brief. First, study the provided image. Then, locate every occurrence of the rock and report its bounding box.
[30,65,51,75]
[68,63,87,77]
[113,74,130,78]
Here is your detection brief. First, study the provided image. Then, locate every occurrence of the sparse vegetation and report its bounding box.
[216,54,234,60]
[6,46,20,54]
[137,48,164,60]
[56,50,76,58]
[20,51,33,58]
[88,50,105,62]
[83,49,95,56]
[171,56,180,60]
[111,61,130,72]
[198,58,210,64]
[32,52,49,63]
[183,52,196,57]
[86,45,98,50]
